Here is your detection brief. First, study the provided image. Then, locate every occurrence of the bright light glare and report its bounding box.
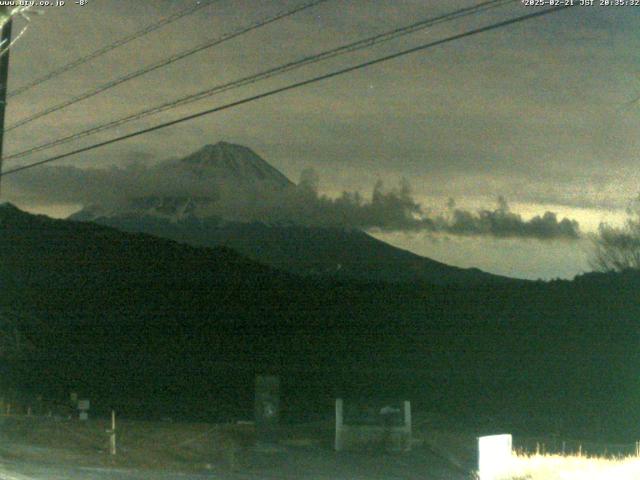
[0,6,40,56]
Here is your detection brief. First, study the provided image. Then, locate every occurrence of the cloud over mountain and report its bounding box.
[437,197,580,240]
[5,143,580,240]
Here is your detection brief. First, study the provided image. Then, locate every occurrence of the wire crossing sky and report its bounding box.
[0,5,572,178]
[7,0,220,98]
[3,0,516,163]
[5,0,329,132]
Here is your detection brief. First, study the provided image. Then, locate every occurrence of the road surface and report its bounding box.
[0,446,470,480]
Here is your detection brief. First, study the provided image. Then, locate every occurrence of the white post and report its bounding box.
[478,434,513,480]
[403,400,412,451]
[109,410,117,456]
[335,398,344,451]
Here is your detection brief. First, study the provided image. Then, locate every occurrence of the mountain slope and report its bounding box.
[70,141,515,286]
[76,213,515,285]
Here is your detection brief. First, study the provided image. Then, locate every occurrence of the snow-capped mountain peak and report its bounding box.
[181,142,293,189]
[70,142,294,223]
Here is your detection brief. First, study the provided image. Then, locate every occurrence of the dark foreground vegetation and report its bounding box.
[1,203,638,441]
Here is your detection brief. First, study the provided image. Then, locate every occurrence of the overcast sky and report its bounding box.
[2,0,639,279]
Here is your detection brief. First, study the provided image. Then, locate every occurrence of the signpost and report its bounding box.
[78,398,90,421]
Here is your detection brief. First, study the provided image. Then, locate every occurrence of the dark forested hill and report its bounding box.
[2,204,639,440]
[0,202,295,319]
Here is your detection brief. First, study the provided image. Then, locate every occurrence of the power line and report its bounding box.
[8,0,219,99]
[5,0,329,132]
[4,0,515,162]
[0,5,572,179]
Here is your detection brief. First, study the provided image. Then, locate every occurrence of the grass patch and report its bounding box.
[500,452,640,480]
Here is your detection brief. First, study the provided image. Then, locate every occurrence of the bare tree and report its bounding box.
[591,201,640,272]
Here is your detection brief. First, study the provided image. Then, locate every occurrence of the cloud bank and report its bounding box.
[5,163,580,240]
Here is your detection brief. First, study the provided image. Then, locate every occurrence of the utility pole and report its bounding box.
[0,7,12,198]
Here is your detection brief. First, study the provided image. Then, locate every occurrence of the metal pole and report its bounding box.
[110,410,117,455]
[334,398,343,451]
[0,8,12,198]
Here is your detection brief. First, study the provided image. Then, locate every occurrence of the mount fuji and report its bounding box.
[70,142,515,285]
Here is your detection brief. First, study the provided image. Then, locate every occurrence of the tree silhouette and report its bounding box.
[591,198,640,272]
